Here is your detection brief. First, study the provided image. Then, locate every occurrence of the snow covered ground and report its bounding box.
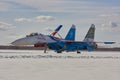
[0,50,120,80]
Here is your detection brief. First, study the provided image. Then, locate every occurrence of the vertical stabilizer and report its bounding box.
[51,25,62,36]
[84,24,95,42]
[65,24,76,40]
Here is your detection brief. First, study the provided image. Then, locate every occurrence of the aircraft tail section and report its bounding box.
[51,25,62,36]
[65,24,76,40]
[84,24,95,42]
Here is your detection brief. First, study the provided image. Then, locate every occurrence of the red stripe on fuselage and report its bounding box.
[37,37,46,40]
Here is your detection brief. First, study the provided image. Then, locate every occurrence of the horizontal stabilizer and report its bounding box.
[104,42,115,44]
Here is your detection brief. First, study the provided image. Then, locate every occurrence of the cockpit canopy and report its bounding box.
[26,33,39,37]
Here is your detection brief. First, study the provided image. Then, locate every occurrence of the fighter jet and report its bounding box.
[11,24,115,53]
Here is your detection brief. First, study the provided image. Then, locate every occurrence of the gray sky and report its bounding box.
[0,0,120,45]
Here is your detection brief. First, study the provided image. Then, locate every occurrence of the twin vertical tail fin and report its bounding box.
[51,24,95,42]
[65,24,76,40]
[84,24,95,42]
[51,25,62,36]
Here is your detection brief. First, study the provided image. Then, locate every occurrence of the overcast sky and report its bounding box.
[0,0,120,45]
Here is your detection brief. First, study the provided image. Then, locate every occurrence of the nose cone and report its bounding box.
[11,38,29,46]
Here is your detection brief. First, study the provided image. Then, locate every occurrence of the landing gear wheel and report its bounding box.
[57,50,62,53]
[77,51,81,54]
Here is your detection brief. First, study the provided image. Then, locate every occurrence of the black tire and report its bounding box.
[77,51,81,54]
[57,50,62,53]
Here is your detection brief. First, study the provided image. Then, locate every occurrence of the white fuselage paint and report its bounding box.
[11,34,56,46]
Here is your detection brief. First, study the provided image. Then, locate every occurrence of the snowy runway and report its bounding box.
[0,50,120,80]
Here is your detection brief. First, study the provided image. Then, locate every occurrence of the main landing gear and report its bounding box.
[77,47,81,54]
[77,50,81,54]
[57,50,62,53]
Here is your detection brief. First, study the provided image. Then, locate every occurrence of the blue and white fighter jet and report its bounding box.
[11,24,115,53]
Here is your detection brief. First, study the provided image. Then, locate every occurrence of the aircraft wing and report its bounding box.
[95,42,115,44]
[60,40,115,51]
[61,40,115,44]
